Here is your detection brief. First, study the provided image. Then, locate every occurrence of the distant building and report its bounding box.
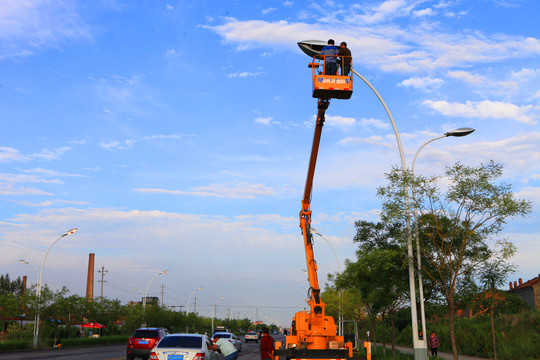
[508,275,540,310]
[143,296,160,307]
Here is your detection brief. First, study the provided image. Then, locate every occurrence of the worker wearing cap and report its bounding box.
[213,336,239,360]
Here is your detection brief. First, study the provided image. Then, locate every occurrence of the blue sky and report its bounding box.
[1,0,539,326]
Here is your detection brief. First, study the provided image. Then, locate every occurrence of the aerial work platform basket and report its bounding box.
[310,55,353,99]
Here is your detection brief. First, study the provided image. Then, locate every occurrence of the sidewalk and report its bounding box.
[376,344,489,360]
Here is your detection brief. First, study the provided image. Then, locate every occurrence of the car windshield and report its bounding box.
[247,332,256,335]
[133,330,159,338]
[157,336,203,348]
[213,334,231,339]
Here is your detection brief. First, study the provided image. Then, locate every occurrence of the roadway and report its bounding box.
[1,334,286,360]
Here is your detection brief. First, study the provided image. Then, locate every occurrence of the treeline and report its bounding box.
[0,275,257,349]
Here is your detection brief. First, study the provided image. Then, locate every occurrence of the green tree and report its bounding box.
[0,274,24,296]
[335,221,411,355]
[377,161,532,360]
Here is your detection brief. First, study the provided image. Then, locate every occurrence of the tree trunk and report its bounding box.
[391,312,396,358]
[490,307,497,360]
[448,299,459,360]
[381,313,386,357]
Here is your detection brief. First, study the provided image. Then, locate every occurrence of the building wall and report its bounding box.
[511,287,535,310]
[534,282,540,310]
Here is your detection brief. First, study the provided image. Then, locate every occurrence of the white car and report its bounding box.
[211,332,242,352]
[149,334,219,360]
[244,331,259,343]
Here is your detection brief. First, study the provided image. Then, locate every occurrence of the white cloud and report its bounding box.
[99,134,192,151]
[337,135,392,147]
[423,99,537,125]
[325,115,356,128]
[134,182,294,199]
[399,76,444,90]
[227,71,263,78]
[0,0,92,59]
[0,146,73,162]
[206,14,540,73]
[359,118,390,129]
[262,7,277,15]
[255,117,273,125]
[412,8,436,17]
[0,147,27,162]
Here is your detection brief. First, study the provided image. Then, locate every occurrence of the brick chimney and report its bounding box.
[514,281,518,288]
[86,253,95,301]
[509,282,513,290]
[519,278,523,286]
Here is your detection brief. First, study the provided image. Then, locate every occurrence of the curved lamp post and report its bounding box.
[311,228,342,336]
[350,68,427,359]
[211,296,224,334]
[411,127,475,340]
[142,270,168,324]
[19,260,39,280]
[186,286,203,315]
[33,228,77,348]
[186,286,203,332]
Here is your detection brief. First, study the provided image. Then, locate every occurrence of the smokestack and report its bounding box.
[86,253,95,301]
[22,276,27,310]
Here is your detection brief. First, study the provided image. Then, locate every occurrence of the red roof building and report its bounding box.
[508,275,540,310]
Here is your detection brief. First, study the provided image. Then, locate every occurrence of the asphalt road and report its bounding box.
[1,334,286,360]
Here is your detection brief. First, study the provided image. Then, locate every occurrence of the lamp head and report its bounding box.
[297,40,326,57]
[62,228,78,237]
[445,127,475,137]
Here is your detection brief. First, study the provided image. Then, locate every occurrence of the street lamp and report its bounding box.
[211,296,224,334]
[33,227,77,348]
[311,228,342,336]
[19,260,39,280]
[410,127,475,342]
[143,270,168,313]
[186,286,203,332]
[347,68,430,359]
[186,286,203,315]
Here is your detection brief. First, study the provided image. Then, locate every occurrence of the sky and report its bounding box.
[1,0,539,327]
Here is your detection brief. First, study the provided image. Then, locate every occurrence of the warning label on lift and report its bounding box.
[317,77,350,84]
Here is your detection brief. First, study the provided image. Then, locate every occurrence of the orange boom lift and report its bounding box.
[274,51,353,360]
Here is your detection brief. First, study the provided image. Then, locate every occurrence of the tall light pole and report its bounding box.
[186,286,203,332]
[348,68,428,359]
[311,228,342,336]
[186,286,203,315]
[211,296,224,334]
[411,127,475,342]
[142,270,168,325]
[33,228,77,348]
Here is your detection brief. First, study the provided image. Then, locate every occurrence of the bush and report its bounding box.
[46,335,129,347]
[0,340,31,351]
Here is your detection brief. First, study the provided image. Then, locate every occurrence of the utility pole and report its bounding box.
[194,296,197,313]
[97,265,108,300]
